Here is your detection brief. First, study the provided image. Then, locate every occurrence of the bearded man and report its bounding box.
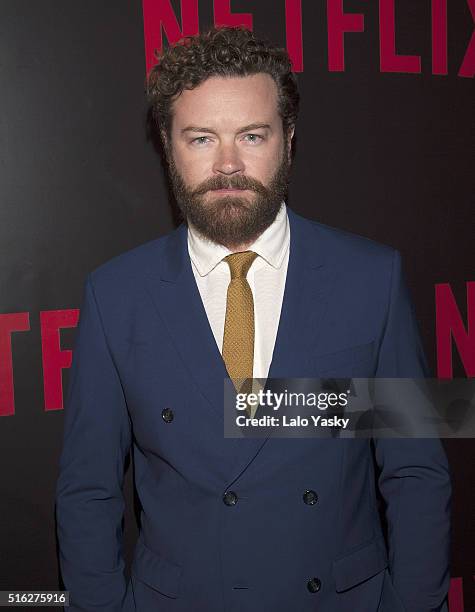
[55,26,450,612]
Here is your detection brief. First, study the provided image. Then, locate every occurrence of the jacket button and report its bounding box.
[307,577,321,593]
[161,408,174,423]
[303,489,318,505]
[223,491,238,506]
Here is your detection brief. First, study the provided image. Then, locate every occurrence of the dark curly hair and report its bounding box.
[146,26,299,145]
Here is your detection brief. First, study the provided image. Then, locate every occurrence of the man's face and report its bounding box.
[165,73,293,249]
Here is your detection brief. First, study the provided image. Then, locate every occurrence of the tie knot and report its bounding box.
[223,250,258,279]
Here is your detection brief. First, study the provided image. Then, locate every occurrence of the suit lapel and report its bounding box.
[144,207,332,483]
[144,221,230,426]
[224,208,332,483]
[265,207,329,382]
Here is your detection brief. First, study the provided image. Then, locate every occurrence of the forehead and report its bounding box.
[171,73,280,130]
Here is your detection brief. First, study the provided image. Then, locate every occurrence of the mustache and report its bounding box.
[192,174,268,196]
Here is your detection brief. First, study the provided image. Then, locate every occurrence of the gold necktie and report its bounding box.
[222,250,258,399]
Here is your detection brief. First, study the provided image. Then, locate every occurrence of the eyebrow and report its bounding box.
[181,123,272,136]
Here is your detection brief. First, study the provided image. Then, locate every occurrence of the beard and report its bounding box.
[166,149,291,249]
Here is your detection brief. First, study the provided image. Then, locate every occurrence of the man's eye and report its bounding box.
[243,134,263,143]
[191,136,210,145]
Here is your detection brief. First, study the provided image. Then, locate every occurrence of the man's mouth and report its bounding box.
[210,188,248,193]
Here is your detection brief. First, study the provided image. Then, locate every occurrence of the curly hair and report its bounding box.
[146,26,299,143]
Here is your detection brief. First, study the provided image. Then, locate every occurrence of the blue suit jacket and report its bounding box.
[56,207,451,611]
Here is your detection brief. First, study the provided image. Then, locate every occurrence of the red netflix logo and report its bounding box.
[0,309,79,417]
[448,575,475,612]
[436,281,475,378]
[142,0,475,77]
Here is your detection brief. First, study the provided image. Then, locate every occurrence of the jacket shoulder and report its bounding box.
[291,209,397,264]
[87,226,180,289]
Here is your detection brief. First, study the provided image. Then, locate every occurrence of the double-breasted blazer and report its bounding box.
[56,206,451,611]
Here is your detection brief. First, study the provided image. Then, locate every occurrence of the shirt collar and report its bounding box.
[187,201,289,277]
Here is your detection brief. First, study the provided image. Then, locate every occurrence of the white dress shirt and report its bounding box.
[187,201,290,379]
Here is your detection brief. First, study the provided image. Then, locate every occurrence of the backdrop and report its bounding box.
[0,1,473,609]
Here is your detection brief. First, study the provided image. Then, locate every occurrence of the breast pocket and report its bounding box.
[313,340,376,377]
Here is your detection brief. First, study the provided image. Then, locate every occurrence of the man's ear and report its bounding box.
[160,129,171,163]
[160,128,168,150]
[286,126,295,163]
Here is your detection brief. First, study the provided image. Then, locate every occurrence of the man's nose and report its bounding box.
[212,143,245,175]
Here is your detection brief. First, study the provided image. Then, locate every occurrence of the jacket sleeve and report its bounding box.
[373,249,451,612]
[55,273,132,611]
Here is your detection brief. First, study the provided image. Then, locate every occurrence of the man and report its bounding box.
[55,26,451,611]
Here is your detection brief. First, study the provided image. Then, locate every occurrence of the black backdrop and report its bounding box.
[0,1,473,610]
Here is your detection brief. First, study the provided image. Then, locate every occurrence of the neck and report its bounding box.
[223,240,255,253]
